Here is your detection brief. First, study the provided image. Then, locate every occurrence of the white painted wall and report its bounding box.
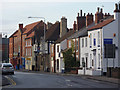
[102,12,120,71]
[86,12,120,73]
[55,43,64,73]
[88,29,102,71]
[80,36,89,68]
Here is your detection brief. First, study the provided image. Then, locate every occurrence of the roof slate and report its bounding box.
[45,22,60,41]
[55,30,74,44]
[68,22,95,39]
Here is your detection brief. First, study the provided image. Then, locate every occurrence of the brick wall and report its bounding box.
[107,67,120,78]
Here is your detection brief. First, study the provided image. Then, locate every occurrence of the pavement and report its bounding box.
[16,69,120,85]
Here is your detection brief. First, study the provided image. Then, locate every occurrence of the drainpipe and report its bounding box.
[100,29,103,76]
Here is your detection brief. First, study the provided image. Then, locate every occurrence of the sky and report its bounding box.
[0,0,119,37]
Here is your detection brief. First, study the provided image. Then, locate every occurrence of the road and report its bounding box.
[2,71,119,89]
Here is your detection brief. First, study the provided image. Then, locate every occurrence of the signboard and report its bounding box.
[104,39,113,44]
[26,57,31,60]
[104,44,115,58]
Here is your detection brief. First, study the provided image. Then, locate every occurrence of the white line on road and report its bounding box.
[67,84,72,87]
[65,80,71,82]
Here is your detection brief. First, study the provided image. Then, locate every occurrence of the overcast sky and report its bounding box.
[0,0,119,37]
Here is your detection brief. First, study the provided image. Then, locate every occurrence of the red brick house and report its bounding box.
[9,21,45,70]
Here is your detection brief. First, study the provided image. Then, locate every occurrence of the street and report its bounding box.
[2,71,119,89]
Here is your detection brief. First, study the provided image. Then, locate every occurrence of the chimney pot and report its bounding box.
[80,10,82,16]
[19,24,23,30]
[100,8,103,13]
[97,7,100,12]
[115,3,118,10]
[78,13,79,17]
[84,13,86,16]
[91,13,93,15]
[88,13,89,15]
[108,13,110,15]
[74,21,76,24]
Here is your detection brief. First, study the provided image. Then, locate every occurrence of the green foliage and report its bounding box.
[63,40,80,70]
[63,48,74,69]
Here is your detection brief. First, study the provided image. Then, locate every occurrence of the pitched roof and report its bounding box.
[45,22,60,41]
[23,21,43,34]
[26,31,35,39]
[88,18,114,31]
[55,30,74,44]
[68,22,95,39]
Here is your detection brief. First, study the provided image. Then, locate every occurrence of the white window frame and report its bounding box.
[76,39,78,52]
[82,38,84,47]
[98,31,100,45]
[26,41,27,46]
[90,54,92,68]
[69,40,71,48]
[26,48,27,56]
[30,48,31,56]
[85,38,87,47]
[98,54,100,68]
[90,33,92,46]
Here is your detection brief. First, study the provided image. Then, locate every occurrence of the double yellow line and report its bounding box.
[4,76,16,86]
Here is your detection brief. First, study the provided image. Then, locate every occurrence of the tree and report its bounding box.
[63,40,80,71]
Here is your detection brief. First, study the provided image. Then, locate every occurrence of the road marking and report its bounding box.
[67,84,72,87]
[4,76,16,86]
[65,80,71,82]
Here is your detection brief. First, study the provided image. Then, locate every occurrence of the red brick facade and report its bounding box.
[9,21,44,70]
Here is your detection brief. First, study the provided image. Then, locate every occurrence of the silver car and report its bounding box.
[0,63,14,75]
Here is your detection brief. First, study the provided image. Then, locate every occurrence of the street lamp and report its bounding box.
[28,16,46,71]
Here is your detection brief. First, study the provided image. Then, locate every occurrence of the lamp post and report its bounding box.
[28,16,46,71]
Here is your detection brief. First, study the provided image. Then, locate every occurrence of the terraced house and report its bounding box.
[78,3,120,78]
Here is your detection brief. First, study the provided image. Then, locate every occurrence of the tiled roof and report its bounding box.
[55,30,74,44]
[88,18,114,31]
[23,21,43,34]
[26,31,35,39]
[45,22,60,41]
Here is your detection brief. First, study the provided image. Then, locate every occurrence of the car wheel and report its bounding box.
[12,72,14,75]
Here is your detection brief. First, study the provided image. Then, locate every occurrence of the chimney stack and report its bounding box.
[60,16,67,37]
[114,3,120,20]
[95,7,104,24]
[46,22,53,30]
[73,21,76,32]
[86,13,94,27]
[114,3,119,12]
[19,24,23,30]
[104,13,111,19]
[76,10,86,30]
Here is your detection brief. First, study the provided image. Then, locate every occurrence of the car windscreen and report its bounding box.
[3,64,12,67]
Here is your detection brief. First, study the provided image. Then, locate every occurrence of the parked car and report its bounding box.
[0,63,14,75]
